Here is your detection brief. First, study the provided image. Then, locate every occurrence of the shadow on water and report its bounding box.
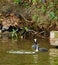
[0,37,58,65]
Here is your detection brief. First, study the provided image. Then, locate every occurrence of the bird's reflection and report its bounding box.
[33,54,38,63]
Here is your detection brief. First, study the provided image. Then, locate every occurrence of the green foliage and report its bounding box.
[11,29,18,38]
[48,2,54,8]
[32,0,37,5]
[21,27,29,36]
[49,12,55,19]
[32,0,37,3]
[23,2,29,8]
[54,0,58,4]
[37,0,42,4]
[14,0,21,4]
[32,15,38,22]
[49,12,57,20]
[41,5,46,12]
[24,27,29,32]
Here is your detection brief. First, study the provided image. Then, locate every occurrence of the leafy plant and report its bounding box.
[21,27,29,36]
[49,12,57,20]
[49,12,55,19]
[24,27,29,32]
[11,29,18,38]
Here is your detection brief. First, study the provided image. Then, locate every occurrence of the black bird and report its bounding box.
[32,39,48,52]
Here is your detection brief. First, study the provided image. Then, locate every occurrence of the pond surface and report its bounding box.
[0,37,58,65]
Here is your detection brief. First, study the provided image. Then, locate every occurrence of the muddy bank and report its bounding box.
[0,0,58,38]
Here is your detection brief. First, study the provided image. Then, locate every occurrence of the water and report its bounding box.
[0,37,58,65]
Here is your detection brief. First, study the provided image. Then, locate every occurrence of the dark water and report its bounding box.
[0,37,58,65]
